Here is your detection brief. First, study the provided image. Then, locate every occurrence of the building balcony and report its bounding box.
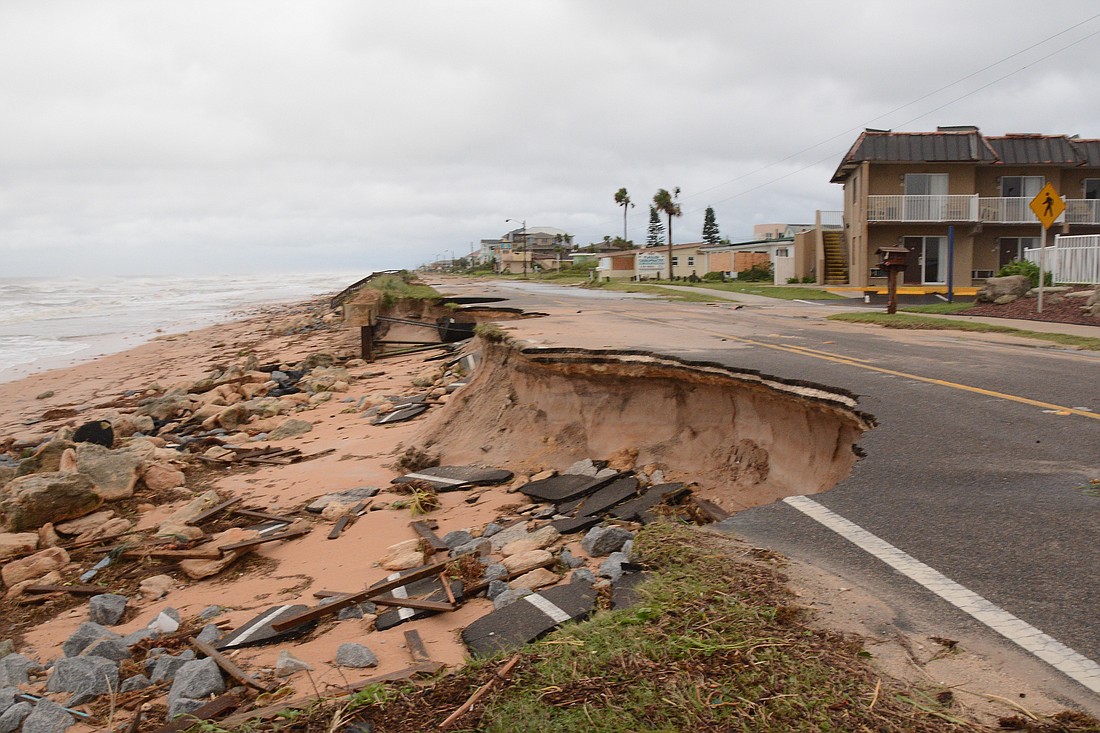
[866,195,1100,225]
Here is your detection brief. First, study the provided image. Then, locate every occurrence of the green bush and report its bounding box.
[996,259,1052,287]
[785,276,800,284]
[701,271,725,282]
[737,263,773,282]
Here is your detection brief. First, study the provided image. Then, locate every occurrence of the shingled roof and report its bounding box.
[831,127,1098,182]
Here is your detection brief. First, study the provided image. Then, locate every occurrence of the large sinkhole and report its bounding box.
[414,340,874,513]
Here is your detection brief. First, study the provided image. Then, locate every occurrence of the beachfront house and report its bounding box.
[829,126,1100,290]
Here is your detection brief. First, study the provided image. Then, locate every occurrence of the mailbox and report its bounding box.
[876,246,909,269]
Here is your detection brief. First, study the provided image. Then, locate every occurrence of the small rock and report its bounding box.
[567,459,599,477]
[581,526,633,557]
[75,442,142,501]
[305,487,379,513]
[482,563,508,582]
[571,568,596,584]
[598,551,628,582]
[62,622,120,658]
[89,594,128,626]
[492,587,532,610]
[335,643,378,668]
[139,575,174,602]
[84,637,132,662]
[481,522,503,538]
[35,391,54,400]
[442,530,474,549]
[150,652,195,684]
[142,463,185,491]
[378,539,424,571]
[269,419,313,440]
[0,472,101,533]
[511,567,559,591]
[46,656,119,705]
[198,605,223,620]
[0,640,12,659]
[0,545,69,585]
[502,549,553,573]
[0,654,41,687]
[274,650,313,678]
[0,701,31,733]
[0,533,38,562]
[451,538,491,558]
[167,658,224,707]
[559,549,584,569]
[194,624,222,645]
[19,697,73,733]
[486,580,510,600]
[121,674,152,692]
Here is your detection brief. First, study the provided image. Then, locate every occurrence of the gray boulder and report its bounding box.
[167,658,224,711]
[46,656,119,705]
[0,702,32,733]
[0,473,102,532]
[274,650,313,678]
[22,697,75,733]
[581,526,633,557]
[559,548,584,569]
[194,624,222,645]
[976,274,1030,303]
[442,530,474,549]
[486,580,509,600]
[598,551,629,583]
[492,587,532,610]
[0,654,40,687]
[269,419,312,440]
[451,538,491,558]
[0,688,16,717]
[150,651,196,683]
[334,643,378,668]
[89,594,128,626]
[62,622,120,658]
[121,674,152,693]
[571,568,596,585]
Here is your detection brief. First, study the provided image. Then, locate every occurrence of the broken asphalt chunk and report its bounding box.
[215,605,314,650]
[391,466,513,492]
[462,582,597,658]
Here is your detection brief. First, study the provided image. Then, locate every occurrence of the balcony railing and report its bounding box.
[818,210,844,228]
[867,195,1100,225]
[866,195,978,223]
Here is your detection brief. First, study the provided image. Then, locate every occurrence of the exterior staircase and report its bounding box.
[822,230,848,284]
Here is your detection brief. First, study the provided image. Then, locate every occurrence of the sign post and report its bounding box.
[1029,183,1065,314]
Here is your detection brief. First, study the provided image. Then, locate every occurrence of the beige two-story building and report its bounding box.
[830,126,1100,289]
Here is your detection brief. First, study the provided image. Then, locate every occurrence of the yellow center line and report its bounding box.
[620,312,1100,421]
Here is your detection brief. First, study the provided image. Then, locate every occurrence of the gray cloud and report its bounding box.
[2,0,1099,275]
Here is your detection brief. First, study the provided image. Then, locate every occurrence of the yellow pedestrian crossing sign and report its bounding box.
[1030,183,1065,229]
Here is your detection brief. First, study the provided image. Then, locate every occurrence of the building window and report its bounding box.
[1084,179,1100,199]
[1001,176,1043,198]
[997,237,1040,267]
[686,256,695,266]
[904,173,948,195]
[775,247,789,257]
[671,256,679,265]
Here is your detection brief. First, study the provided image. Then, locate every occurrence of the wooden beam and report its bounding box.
[409,520,449,552]
[216,527,310,553]
[189,497,243,525]
[233,508,299,523]
[190,637,276,693]
[403,630,431,664]
[371,597,455,613]
[23,584,106,596]
[271,560,452,632]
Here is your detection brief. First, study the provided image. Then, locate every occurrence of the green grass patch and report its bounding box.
[648,279,847,300]
[365,272,440,306]
[828,312,1100,351]
[899,301,976,315]
[592,280,725,302]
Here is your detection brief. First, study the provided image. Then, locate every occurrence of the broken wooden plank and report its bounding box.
[439,654,521,730]
[371,597,455,613]
[403,629,431,664]
[190,637,276,693]
[151,691,240,733]
[294,447,336,462]
[23,584,106,596]
[375,579,464,631]
[409,520,449,552]
[120,547,222,560]
[327,516,351,540]
[189,497,243,525]
[270,560,452,632]
[216,526,310,553]
[463,556,557,597]
[233,508,299,523]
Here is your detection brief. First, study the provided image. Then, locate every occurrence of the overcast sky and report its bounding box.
[3,1,1099,277]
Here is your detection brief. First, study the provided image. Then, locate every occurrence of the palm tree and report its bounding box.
[614,188,634,244]
[653,187,682,279]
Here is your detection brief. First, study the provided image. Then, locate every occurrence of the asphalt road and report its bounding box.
[439,278,1100,704]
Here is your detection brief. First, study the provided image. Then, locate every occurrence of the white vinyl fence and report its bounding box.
[1023,235,1100,285]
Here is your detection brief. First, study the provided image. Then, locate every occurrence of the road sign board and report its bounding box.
[1029,183,1065,229]
[636,253,666,270]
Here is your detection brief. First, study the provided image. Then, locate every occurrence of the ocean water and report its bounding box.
[0,272,363,384]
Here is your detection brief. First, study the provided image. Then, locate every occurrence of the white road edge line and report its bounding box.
[783,495,1100,694]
